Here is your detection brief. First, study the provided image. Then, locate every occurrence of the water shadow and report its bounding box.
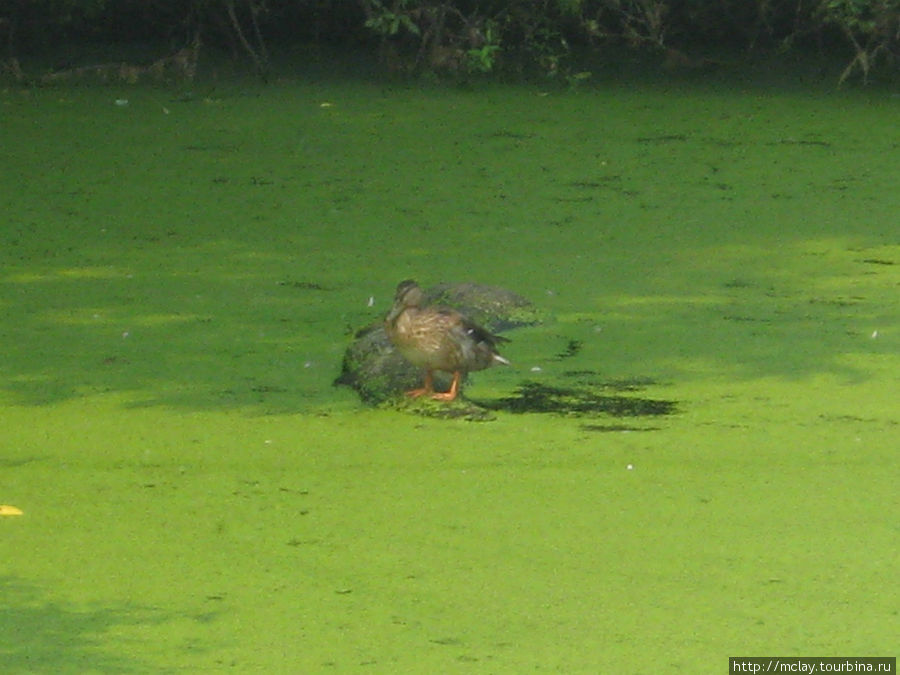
[479,378,678,418]
[0,577,177,673]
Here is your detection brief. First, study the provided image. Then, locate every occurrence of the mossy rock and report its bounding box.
[333,323,452,404]
[421,282,544,332]
[334,282,539,405]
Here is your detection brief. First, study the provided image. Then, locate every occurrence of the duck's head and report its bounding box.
[387,279,424,323]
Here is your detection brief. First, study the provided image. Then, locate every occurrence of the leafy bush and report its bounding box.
[2,0,898,83]
[820,0,900,84]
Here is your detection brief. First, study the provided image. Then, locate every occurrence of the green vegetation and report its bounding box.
[1,69,897,670]
[1,0,899,84]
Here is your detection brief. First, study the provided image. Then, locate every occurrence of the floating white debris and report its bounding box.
[871,330,878,339]
[530,366,542,372]
[367,296,375,307]
[114,99,129,106]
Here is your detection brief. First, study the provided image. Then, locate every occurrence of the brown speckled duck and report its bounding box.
[385,280,510,401]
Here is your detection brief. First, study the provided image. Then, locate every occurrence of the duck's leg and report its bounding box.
[431,371,461,401]
[406,370,435,398]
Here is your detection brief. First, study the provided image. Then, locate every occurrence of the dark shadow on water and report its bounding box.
[478,379,678,419]
[0,577,180,673]
[379,372,677,423]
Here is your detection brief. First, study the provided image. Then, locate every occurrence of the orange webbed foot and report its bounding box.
[406,371,435,398]
[429,391,458,402]
[429,371,461,402]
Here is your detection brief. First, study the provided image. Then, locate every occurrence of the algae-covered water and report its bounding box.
[1,69,898,672]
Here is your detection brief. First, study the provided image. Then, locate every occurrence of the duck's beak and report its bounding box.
[386,302,403,325]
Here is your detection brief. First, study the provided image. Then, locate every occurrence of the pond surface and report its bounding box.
[1,69,897,671]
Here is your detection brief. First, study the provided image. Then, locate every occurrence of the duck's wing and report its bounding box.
[457,314,510,347]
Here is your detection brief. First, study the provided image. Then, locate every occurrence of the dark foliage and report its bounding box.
[1,0,897,84]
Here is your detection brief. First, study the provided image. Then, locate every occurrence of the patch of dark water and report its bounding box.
[580,423,662,432]
[277,280,335,290]
[554,339,583,359]
[635,134,688,143]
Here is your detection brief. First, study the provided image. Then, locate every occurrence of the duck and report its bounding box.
[384,280,510,401]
